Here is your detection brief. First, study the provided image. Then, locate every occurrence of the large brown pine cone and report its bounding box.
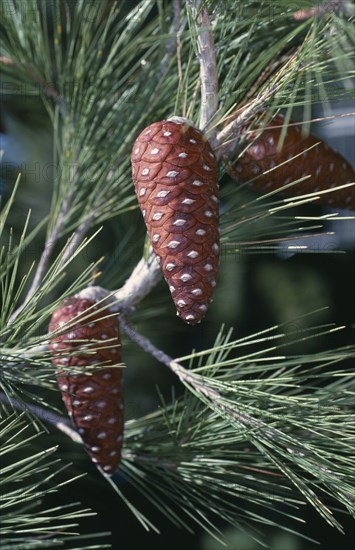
[131,117,219,325]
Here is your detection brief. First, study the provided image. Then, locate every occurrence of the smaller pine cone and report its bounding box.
[48,296,124,475]
[227,114,355,210]
[131,117,219,325]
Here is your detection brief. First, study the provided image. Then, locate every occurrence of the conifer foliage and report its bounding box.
[0,1,354,548]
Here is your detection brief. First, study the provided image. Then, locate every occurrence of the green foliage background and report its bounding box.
[0,1,354,548]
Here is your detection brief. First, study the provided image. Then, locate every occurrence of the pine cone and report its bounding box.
[48,295,124,475]
[131,117,219,325]
[227,114,355,210]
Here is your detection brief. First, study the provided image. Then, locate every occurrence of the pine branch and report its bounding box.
[1,1,354,545]
[5,317,353,542]
[0,55,64,111]
[214,51,300,158]
[0,242,160,369]
[120,316,201,385]
[188,1,219,134]
[59,214,96,266]
[3,0,353,328]
[0,413,110,548]
[9,190,76,322]
[2,313,354,541]
[0,391,81,444]
[112,247,162,313]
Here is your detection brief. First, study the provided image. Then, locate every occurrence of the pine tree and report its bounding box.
[0,1,354,548]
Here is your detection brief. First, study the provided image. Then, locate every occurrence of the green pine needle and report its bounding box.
[0,413,111,549]
[118,322,354,543]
